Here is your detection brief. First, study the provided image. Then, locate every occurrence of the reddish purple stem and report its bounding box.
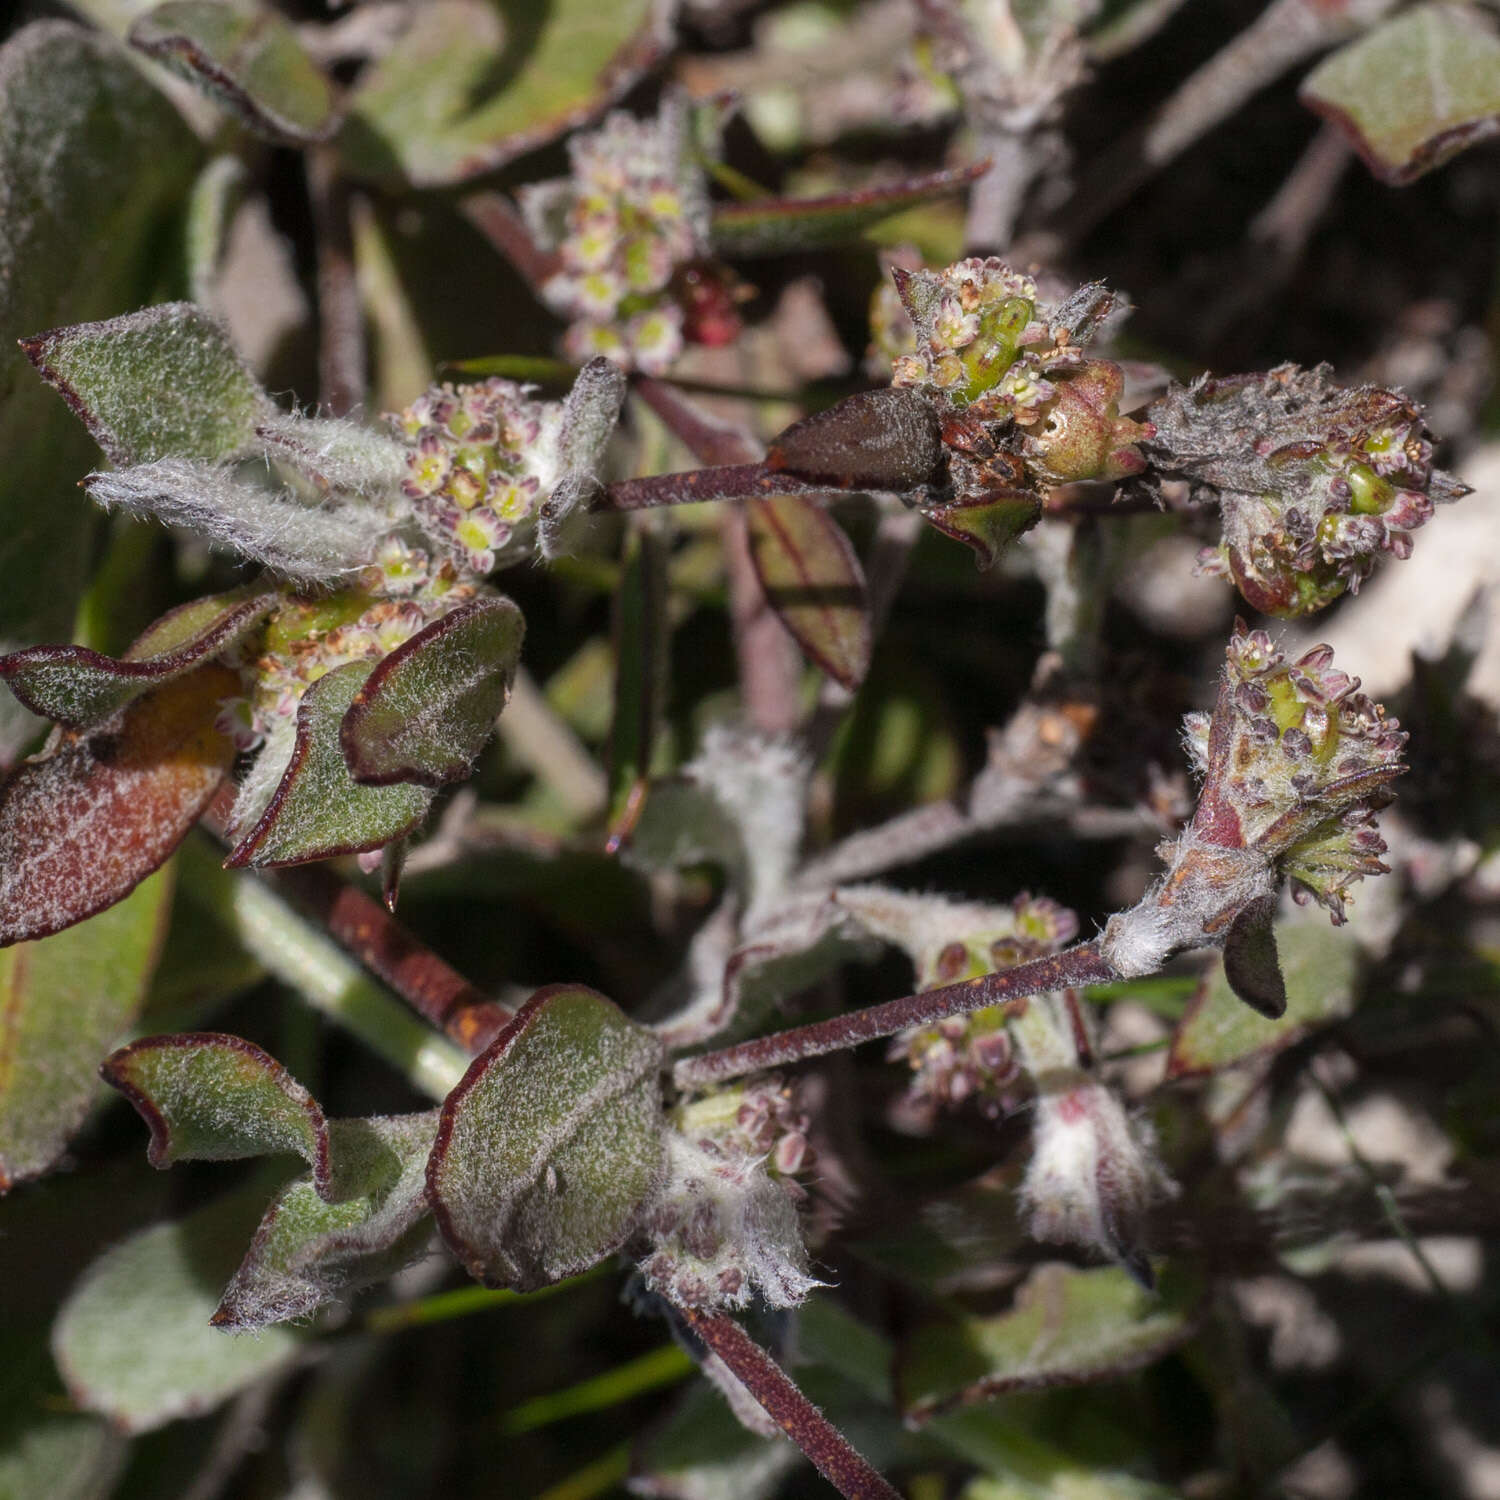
[674,942,1118,1089]
[678,1306,903,1500]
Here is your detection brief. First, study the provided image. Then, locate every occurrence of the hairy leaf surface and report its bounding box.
[428,985,665,1289]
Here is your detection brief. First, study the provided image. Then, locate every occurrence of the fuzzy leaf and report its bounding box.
[428,984,665,1290]
[101,1031,331,1186]
[343,0,674,187]
[0,664,237,946]
[20,301,270,466]
[540,357,629,556]
[0,868,172,1191]
[1167,913,1361,1078]
[0,587,275,730]
[226,662,433,868]
[129,0,340,145]
[340,596,524,788]
[1300,3,1500,184]
[0,21,200,760]
[922,491,1041,570]
[709,163,988,258]
[746,495,871,691]
[85,459,381,582]
[51,1188,304,1434]
[214,1111,438,1330]
[897,1262,1200,1424]
[1220,894,1287,1020]
[767,389,944,493]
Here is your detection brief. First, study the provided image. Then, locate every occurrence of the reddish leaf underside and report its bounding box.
[746,494,871,692]
[0,664,237,946]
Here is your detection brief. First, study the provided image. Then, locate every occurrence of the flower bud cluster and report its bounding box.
[1146,364,1468,617]
[1103,625,1406,981]
[888,258,1153,492]
[884,892,1078,1119]
[639,1077,819,1311]
[392,379,564,575]
[216,551,475,752]
[522,101,713,374]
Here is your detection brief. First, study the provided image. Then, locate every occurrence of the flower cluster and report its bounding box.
[521,101,714,373]
[393,379,565,574]
[885,893,1079,1119]
[1103,626,1406,984]
[638,1076,818,1311]
[1146,364,1469,617]
[889,257,1153,489]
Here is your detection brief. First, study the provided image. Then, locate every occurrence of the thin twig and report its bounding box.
[270,863,512,1053]
[307,145,366,417]
[600,461,825,512]
[460,190,561,293]
[677,1306,903,1500]
[674,942,1118,1089]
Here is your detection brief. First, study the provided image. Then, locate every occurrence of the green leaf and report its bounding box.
[101,1030,331,1185]
[897,1262,1201,1424]
[0,587,275,730]
[0,1328,125,1500]
[0,867,173,1191]
[1166,913,1361,1078]
[214,1111,439,1330]
[1300,3,1500,184]
[340,595,524,788]
[225,662,433,868]
[428,984,666,1290]
[129,0,340,145]
[20,301,271,466]
[0,22,200,759]
[709,163,986,257]
[51,1188,304,1434]
[0,664,238,946]
[746,495,871,691]
[921,490,1041,570]
[342,0,674,187]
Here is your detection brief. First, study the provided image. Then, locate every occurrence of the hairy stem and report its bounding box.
[674,942,1119,1089]
[678,1306,903,1500]
[461,190,561,292]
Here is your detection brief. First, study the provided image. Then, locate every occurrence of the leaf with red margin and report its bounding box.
[129,0,341,146]
[101,1030,331,1189]
[19,301,270,466]
[710,163,988,258]
[1301,4,1500,186]
[427,984,665,1290]
[0,866,173,1192]
[921,490,1041,570]
[0,663,237,947]
[226,662,433,869]
[0,587,275,729]
[340,596,523,788]
[342,0,674,187]
[213,1111,438,1330]
[896,1262,1201,1425]
[746,495,871,692]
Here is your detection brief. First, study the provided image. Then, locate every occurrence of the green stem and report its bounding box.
[217,849,469,1101]
[364,1267,605,1335]
[503,1344,694,1433]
